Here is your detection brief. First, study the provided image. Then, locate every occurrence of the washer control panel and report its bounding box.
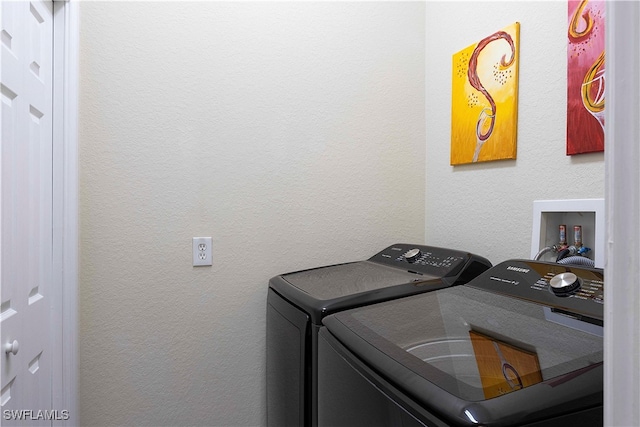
[369,243,491,280]
[467,259,604,321]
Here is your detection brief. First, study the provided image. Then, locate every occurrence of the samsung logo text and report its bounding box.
[506,266,530,273]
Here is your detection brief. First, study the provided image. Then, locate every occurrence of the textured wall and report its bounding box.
[78,2,425,426]
[425,1,605,264]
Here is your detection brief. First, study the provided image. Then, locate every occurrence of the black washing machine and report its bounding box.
[267,243,492,427]
[318,259,604,427]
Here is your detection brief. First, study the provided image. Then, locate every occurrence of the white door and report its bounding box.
[1,0,54,424]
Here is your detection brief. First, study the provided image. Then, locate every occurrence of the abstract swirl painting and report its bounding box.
[450,22,520,165]
[567,0,605,155]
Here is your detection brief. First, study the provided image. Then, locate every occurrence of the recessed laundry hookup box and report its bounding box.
[531,199,604,268]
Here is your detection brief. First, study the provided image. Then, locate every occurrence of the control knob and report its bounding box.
[549,272,581,296]
[404,248,422,263]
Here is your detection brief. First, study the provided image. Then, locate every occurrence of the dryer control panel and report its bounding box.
[466,259,604,322]
[369,243,492,281]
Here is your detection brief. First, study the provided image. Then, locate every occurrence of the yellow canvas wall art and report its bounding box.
[450,22,520,165]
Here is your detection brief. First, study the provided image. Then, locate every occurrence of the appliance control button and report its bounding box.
[404,248,422,263]
[550,272,581,295]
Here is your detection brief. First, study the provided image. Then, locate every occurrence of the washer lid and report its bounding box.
[323,285,603,425]
[282,261,431,300]
[270,261,445,324]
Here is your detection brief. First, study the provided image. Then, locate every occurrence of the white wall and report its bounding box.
[78,2,425,426]
[425,1,605,264]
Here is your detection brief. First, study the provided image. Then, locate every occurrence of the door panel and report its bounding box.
[1,0,54,423]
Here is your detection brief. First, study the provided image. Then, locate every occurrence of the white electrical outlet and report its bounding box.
[192,237,212,266]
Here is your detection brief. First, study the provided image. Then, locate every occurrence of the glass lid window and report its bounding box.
[283,262,439,299]
[349,286,603,401]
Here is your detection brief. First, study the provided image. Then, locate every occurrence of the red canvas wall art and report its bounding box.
[567,0,605,155]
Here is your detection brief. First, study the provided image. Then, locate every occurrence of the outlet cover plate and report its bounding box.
[193,237,212,266]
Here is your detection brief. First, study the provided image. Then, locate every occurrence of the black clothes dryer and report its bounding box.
[318,259,604,427]
[266,243,492,427]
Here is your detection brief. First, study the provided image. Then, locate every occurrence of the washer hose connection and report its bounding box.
[533,223,593,267]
